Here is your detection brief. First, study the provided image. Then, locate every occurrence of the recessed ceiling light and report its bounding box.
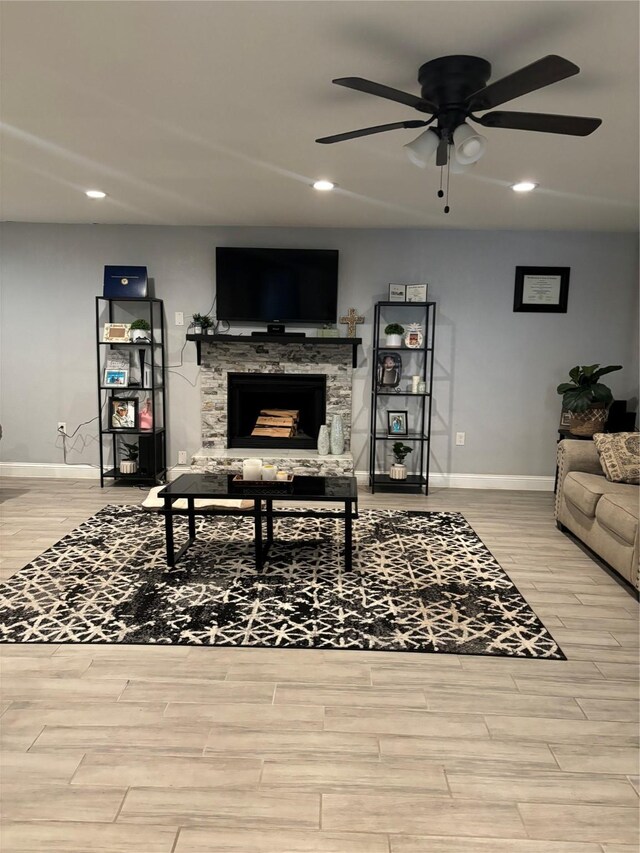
[313,180,335,191]
[511,181,538,193]
[85,189,107,199]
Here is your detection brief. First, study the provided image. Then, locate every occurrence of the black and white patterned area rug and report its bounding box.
[0,507,564,658]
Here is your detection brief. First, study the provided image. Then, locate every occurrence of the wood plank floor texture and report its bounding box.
[0,477,638,852]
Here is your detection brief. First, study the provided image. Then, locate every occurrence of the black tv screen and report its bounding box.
[216,247,338,324]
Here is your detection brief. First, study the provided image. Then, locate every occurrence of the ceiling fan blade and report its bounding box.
[474,110,602,136]
[333,77,436,114]
[466,55,579,112]
[316,119,430,144]
[435,136,448,166]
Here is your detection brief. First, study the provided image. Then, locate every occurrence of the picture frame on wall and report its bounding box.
[387,410,408,436]
[513,266,570,313]
[104,369,128,387]
[388,284,406,302]
[110,398,138,429]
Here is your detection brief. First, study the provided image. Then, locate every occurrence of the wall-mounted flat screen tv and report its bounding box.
[216,247,339,324]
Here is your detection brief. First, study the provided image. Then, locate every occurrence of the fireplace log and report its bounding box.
[260,408,299,421]
[256,416,296,427]
[251,426,295,438]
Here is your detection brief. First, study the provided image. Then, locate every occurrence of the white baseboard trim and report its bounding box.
[359,471,554,491]
[0,463,195,482]
[0,462,99,479]
[1,463,553,492]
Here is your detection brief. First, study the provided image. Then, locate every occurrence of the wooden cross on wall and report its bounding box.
[339,307,364,338]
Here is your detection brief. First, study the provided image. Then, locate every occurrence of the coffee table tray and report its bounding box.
[231,474,294,494]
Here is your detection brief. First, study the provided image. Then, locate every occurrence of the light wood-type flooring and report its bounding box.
[0,477,638,852]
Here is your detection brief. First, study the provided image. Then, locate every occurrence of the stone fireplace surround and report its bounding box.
[191,339,354,476]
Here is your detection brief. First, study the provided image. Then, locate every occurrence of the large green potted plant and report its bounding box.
[557,363,622,435]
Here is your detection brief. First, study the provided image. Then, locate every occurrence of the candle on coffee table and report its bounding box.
[262,464,276,481]
[242,458,262,481]
[276,470,289,481]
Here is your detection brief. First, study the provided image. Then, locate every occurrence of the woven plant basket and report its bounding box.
[569,405,608,436]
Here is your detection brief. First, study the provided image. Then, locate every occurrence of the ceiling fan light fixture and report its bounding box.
[449,158,476,175]
[313,180,335,191]
[452,122,487,165]
[511,181,538,192]
[404,128,439,168]
[85,189,107,199]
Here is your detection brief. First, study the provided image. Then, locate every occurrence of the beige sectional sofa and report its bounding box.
[555,439,639,590]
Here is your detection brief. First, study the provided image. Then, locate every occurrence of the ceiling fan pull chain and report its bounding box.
[444,148,451,213]
[437,166,444,199]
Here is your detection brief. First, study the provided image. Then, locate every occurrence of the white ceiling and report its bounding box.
[1,1,638,230]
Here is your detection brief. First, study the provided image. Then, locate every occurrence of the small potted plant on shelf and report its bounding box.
[129,319,151,342]
[201,315,215,335]
[384,323,405,347]
[119,439,139,474]
[190,313,207,335]
[557,363,622,436]
[390,441,412,480]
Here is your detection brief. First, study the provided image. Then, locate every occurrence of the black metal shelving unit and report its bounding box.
[95,296,167,487]
[368,300,436,495]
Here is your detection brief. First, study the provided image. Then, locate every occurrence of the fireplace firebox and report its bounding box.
[227,373,326,449]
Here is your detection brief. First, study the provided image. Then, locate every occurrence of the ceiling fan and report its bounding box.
[316,55,602,210]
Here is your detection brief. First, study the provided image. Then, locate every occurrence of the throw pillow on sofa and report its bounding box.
[593,432,640,485]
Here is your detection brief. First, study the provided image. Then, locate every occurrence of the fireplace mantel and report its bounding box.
[187,334,362,367]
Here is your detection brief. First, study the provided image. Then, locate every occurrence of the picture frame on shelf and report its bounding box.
[559,409,572,429]
[103,323,131,343]
[104,368,128,387]
[388,284,407,302]
[110,398,138,429]
[377,352,402,389]
[387,410,408,436]
[405,284,428,302]
[513,266,570,313]
[404,323,424,348]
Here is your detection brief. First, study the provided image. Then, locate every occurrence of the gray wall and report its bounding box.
[1,223,637,477]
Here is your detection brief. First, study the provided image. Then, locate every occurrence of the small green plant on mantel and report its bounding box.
[191,313,213,334]
[392,442,412,464]
[557,364,622,412]
[384,323,405,336]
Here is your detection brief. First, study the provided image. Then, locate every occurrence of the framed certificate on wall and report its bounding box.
[513,266,570,313]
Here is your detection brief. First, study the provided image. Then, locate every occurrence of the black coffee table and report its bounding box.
[157,473,358,571]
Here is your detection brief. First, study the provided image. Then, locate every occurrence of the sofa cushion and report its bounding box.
[563,472,635,518]
[596,492,639,545]
[593,432,640,485]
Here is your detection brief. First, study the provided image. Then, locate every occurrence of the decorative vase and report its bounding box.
[389,462,407,480]
[385,334,403,347]
[191,325,202,335]
[317,424,330,456]
[330,414,344,455]
[119,460,137,474]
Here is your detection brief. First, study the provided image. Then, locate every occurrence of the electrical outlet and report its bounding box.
[178,450,187,465]
[57,422,67,435]
[455,431,466,446]
[175,311,184,326]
